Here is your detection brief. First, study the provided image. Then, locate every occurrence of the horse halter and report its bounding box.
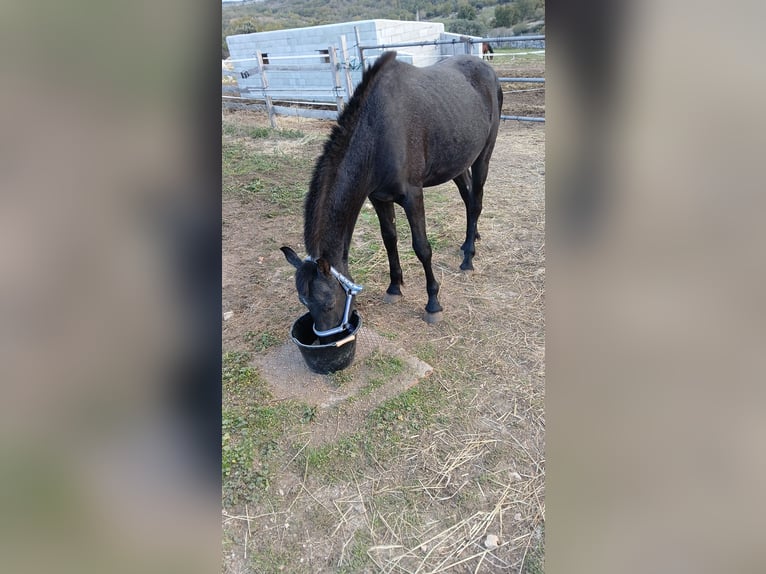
[304,256,363,337]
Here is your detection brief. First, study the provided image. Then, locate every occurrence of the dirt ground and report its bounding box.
[222,104,545,572]
[491,54,545,119]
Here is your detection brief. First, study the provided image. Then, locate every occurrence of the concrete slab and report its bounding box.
[254,325,433,445]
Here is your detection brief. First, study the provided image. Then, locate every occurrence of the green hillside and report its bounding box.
[222,0,544,57]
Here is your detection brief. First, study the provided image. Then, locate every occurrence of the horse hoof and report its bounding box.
[461,267,474,276]
[384,293,402,304]
[424,311,443,324]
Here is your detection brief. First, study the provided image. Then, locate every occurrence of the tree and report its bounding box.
[226,16,258,36]
[493,5,515,28]
[447,19,487,37]
[222,16,260,59]
[457,2,477,20]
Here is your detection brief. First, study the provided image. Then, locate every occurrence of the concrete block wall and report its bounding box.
[438,32,484,58]
[227,21,381,102]
[226,20,481,104]
[369,20,444,66]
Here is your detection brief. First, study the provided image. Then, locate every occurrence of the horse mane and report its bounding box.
[304,51,398,255]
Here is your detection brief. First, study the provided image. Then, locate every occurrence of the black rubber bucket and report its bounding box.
[290,310,362,374]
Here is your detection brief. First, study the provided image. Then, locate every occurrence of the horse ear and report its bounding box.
[315,258,331,276]
[280,246,302,269]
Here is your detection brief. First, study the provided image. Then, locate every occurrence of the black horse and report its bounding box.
[282,51,502,337]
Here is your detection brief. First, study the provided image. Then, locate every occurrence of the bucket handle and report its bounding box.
[333,334,356,347]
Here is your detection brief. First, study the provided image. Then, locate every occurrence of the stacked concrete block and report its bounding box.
[226,19,483,104]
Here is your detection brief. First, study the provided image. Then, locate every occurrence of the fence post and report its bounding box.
[255,50,277,128]
[339,35,354,102]
[463,36,473,55]
[328,46,345,113]
[354,26,365,69]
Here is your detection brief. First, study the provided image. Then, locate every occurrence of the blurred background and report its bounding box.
[0,1,221,572]
[547,0,766,572]
[0,0,764,572]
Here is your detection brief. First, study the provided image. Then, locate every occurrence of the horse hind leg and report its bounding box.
[460,143,495,271]
[370,197,404,303]
[454,171,480,255]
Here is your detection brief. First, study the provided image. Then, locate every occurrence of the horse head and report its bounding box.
[281,246,355,342]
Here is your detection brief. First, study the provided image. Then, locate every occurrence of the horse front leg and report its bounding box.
[370,197,404,303]
[400,189,443,323]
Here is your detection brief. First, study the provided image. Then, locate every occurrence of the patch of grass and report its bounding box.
[301,405,317,423]
[359,377,385,397]
[358,351,405,396]
[223,140,311,181]
[294,379,444,481]
[249,548,294,573]
[222,350,319,503]
[365,350,405,378]
[223,123,305,140]
[222,350,271,403]
[269,182,306,208]
[244,330,281,352]
[222,142,259,177]
[491,47,546,61]
[221,410,259,502]
[328,369,353,387]
[223,399,314,504]
[347,240,382,285]
[414,342,438,364]
[300,435,365,482]
[367,383,439,442]
[222,140,311,214]
[250,154,281,173]
[522,524,545,574]
[337,529,373,573]
[378,331,399,340]
[426,225,454,251]
[356,204,379,227]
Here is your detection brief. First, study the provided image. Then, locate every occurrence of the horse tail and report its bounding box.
[496,80,503,118]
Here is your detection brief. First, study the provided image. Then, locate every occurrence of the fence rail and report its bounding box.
[222,35,544,125]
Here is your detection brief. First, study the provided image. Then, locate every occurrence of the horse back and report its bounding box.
[364,56,501,187]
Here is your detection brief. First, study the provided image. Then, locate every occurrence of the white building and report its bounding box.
[225,19,482,104]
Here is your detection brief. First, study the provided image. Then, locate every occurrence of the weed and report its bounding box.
[223,123,305,140]
[365,351,404,378]
[223,400,315,504]
[222,351,271,403]
[244,330,281,351]
[222,409,257,504]
[338,529,373,573]
[301,405,317,423]
[346,241,381,285]
[269,182,306,208]
[328,369,353,387]
[359,377,385,397]
[355,352,405,396]
[249,548,293,573]
[414,342,438,364]
[367,383,439,441]
[300,435,364,482]
[378,331,399,340]
[522,524,545,574]
[222,351,319,504]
